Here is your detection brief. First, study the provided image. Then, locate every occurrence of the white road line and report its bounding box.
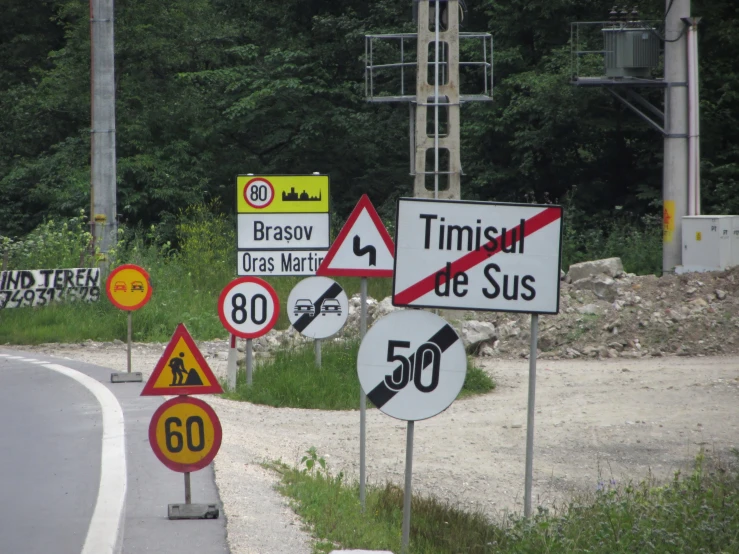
[41,363,127,554]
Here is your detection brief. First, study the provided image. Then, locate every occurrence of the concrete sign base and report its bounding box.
[168,503,220,520]
[110,372,143,383]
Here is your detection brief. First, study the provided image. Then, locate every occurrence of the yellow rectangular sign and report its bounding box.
[237,175,329,214]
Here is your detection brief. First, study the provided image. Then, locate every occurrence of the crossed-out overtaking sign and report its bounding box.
[287,277,348,339]
[392,199,563,314]
[317,194,394,278]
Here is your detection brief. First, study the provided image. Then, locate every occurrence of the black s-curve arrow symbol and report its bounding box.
[353,235,376,266]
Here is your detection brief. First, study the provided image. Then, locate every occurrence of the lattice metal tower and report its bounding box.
[414,0,461,199]
[365,1,492,200]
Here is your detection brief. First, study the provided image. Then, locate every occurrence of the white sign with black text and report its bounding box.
[238,249,328,277]
[287,277,348,339]
[392,199,563,314]
[237,213,330,250]
[357,310,467,421]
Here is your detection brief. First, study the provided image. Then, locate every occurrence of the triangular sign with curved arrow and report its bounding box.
[316,195,395,278]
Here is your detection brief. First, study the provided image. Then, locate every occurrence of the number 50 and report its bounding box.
[385,340,441,393]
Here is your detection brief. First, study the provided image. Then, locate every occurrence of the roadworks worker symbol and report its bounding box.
[141,323,223,396]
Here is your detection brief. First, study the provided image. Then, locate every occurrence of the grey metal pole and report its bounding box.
[184,472,191,504]
[359,277,368,509]
[662,0,690,272]
[315,339,322,368]
[227,334,237,390]
[401,420,415,554]
[246,338,253,386]
[126,311,132,373]
[686,17,701,216]
[524,314,539,518]
[90,0,118,268]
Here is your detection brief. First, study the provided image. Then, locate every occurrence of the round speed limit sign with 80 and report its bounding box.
[243,177,275,210]
[357,310,467,421]
[218,277,280,338]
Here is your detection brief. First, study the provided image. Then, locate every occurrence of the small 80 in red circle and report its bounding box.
[244,178,275,209]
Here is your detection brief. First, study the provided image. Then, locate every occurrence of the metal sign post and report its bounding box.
[246,338,254,386]
[126,311,132,373]
[184,472,191,504]
[401,420,415,554]
[227,334,237,390]
[314,339,322,368]
[523,314,539,518]
[359,277,368,509]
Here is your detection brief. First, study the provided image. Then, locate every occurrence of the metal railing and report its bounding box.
[365,32,493,103]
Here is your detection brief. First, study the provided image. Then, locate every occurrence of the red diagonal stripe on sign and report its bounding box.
[394,206,562,305]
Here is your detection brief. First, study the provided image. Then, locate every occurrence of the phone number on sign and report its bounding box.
[0,287,101,309]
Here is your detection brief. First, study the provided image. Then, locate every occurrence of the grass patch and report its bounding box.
[270,451,739,553]
[223,340,494,410]
[0,205,393,344]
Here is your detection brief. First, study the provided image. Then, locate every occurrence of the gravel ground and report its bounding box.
[9,340,739,554]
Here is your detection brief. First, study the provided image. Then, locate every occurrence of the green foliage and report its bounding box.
[301,446,327,476]
[223,340,494,410]
[271,452,739,553]
[1,210,94,269]
[174,201,235,292]
[561,189,663,275]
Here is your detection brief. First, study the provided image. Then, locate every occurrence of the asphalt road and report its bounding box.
[0,351,229,554]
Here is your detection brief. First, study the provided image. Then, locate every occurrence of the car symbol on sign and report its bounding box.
[114,281,127,292]
[321,298,342,316]
[294,299,314,316]
[131,280,145,292]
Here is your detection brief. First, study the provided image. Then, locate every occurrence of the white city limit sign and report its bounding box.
[393,199,563,314]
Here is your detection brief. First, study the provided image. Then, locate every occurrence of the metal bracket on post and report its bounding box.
[605,87,666,135]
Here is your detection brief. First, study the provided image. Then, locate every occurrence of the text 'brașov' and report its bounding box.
[419,213,535,302]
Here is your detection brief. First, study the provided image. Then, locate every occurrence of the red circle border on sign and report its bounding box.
[218,277,280,339]
[243,177,275,210]
[148,396,223,473]
[105,264,152,311]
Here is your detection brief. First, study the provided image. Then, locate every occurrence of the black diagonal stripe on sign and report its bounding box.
[293,282,344,333]
[367,324,460,409]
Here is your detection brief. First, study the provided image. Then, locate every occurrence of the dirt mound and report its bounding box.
[468,265,739,360]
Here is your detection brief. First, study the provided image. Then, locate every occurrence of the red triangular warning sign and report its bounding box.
[317,195,395,278]
[141,323,224,396]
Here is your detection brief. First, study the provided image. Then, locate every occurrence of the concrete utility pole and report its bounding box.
[414,0,462,200]
[662,0,690,273]
[90,0,118,268]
